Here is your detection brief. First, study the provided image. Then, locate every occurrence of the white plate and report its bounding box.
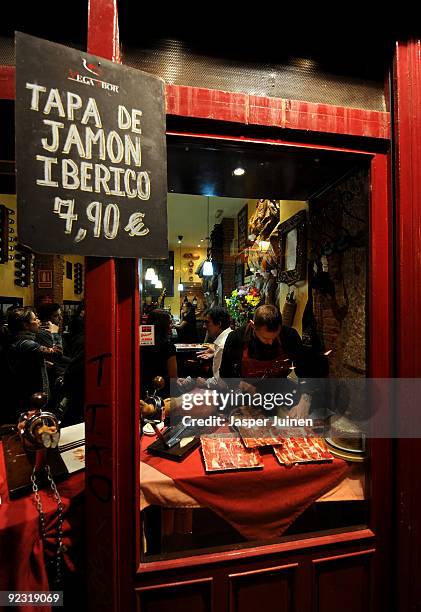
[142,422,164,436]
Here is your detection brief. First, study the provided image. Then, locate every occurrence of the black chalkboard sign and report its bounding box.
[15,32,168,258]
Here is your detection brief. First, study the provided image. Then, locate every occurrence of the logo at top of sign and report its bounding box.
[68,58,119,93]
[82,58,102,77]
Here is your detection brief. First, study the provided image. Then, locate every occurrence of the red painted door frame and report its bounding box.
[84,2,139,612]
[134,135,392,612]
[393,39,421,612]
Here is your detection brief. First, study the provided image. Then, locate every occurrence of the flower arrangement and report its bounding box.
[225,286,262,327]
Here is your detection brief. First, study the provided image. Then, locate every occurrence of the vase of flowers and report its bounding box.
[225,286,262,327]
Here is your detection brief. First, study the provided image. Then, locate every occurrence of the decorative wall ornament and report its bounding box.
[282,290,297,327]
[248,199,280,240]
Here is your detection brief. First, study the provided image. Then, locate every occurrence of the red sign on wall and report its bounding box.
[38,269,53,288]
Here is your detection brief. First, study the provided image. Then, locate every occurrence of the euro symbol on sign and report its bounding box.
[124,212,149,237]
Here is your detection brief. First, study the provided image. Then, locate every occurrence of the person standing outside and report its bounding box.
[6,307,61,416]
[36,303,64,352]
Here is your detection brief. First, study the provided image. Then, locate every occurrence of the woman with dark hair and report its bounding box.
[140,309,177,398]
[4,307,61,418]
[175,302,198,343]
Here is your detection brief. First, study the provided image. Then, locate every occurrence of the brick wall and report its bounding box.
[308,168,367,377]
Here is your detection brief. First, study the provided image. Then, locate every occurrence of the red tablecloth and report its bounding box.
[142,436,349,540]
[0,442,84,611]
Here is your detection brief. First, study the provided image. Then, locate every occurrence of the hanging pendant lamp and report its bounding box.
[145,267,156,281]
[177,235,184,291]
[203,196,214,276]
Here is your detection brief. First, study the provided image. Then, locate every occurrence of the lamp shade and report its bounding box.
[203,259,214,276]
[145,267,156,280]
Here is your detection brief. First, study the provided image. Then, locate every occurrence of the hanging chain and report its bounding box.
[31,465,65,587]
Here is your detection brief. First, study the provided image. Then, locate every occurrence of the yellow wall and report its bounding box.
[278,200,308,336]
[0,194,84,305]
[165,246,206,316]
[63,255,85,302]
[0,194,34,305]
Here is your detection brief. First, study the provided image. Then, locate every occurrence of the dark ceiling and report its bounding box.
[0,5,88,46]
[1,8,417,83]
[167,137,367,201]
[117,11,417,82]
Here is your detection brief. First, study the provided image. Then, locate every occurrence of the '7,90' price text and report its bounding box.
[53,196,149,242]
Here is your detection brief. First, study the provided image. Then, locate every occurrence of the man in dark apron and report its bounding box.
[220,304,317,418]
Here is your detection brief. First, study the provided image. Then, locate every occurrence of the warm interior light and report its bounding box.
[233,167,245,176]
[203,260,214,276]
[145,267,155,280]
[177,235,184,292]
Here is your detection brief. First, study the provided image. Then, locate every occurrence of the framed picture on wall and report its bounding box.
[0,296,23,324]
[237,205,248,253]
[62,300,83,333]
[234,256,244,288]
[66,261,73,280]
[277,210,307,285]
